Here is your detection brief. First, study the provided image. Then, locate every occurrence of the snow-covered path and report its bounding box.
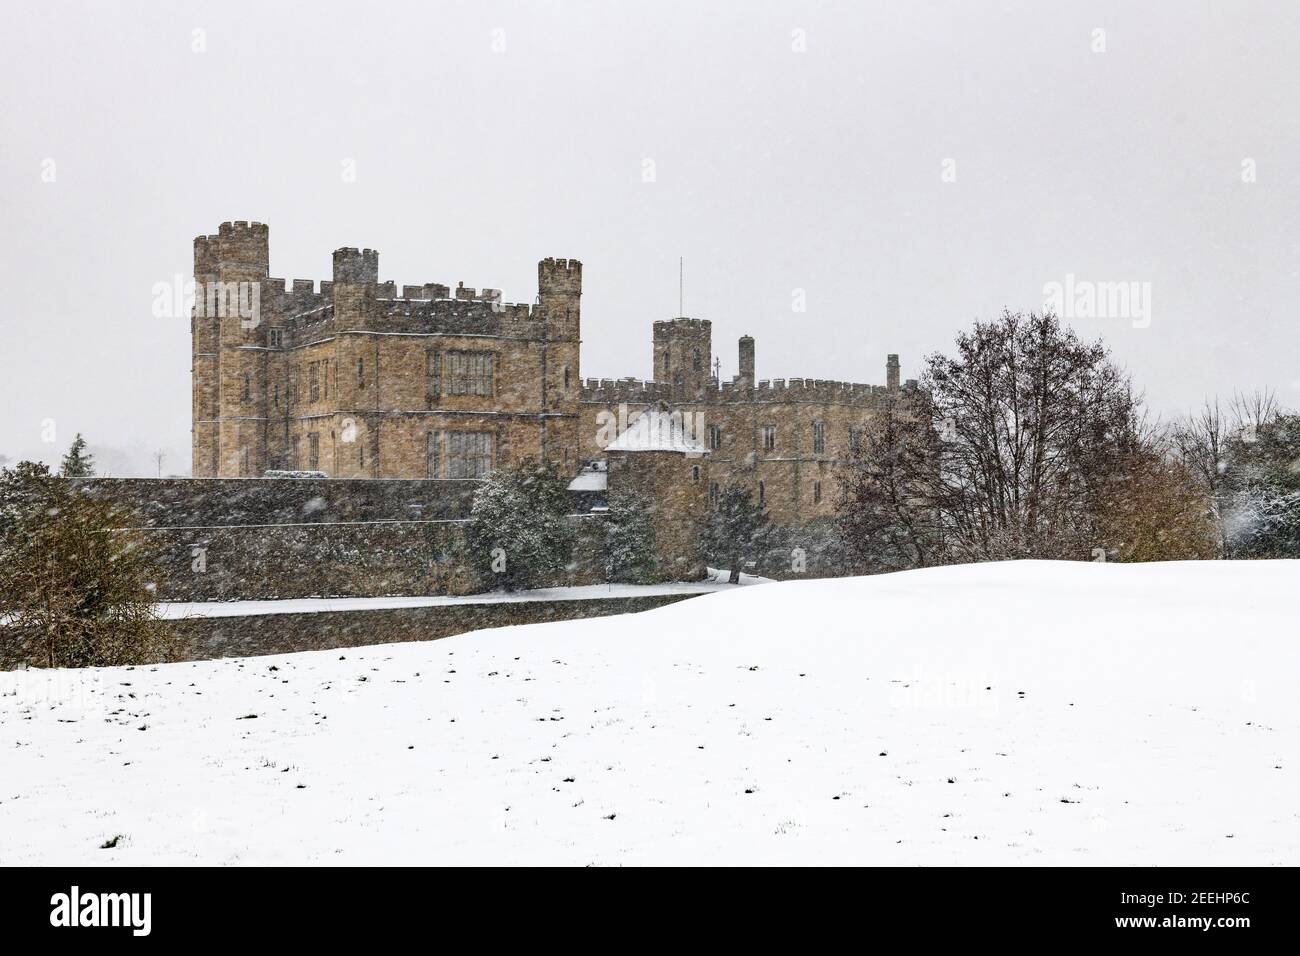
[2,561,1297,865]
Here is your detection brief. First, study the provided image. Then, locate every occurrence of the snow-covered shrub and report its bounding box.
[462,461,576,591]
[602,492,658,583]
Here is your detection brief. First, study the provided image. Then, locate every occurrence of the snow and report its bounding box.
[2,560,1297,865]
[566,471,607,492]
[605,409,707,454]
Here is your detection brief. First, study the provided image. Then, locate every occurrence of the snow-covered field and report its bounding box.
[2,560,1297,865]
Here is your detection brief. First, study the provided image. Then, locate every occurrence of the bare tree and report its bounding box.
[1229,388,1279,440]
[1097,429,1218,562]
[152,449,166,478]
[922,310,1141,561]
[1171,390,1282,556]
[1170,399,1231,555]
[837,390,943,571]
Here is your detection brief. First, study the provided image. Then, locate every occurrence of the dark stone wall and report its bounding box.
[77,477,481,528]
[167,592,697,661]
[139,521,470,601]
[71,478,610,602]
[138,515,610,601]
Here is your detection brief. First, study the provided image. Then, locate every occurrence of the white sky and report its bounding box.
[2,0,1298,474]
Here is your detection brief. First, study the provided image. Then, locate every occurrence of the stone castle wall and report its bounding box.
[192,221,582,480]
[167,593,701,661]
[82,478,608,602]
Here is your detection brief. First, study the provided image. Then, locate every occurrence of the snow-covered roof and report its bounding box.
[567,470,607,492]
[605,410,708,454]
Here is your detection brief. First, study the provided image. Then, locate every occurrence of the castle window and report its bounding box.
[762,425,776,452]
[241,373,251,403]
[663,352,670,375]
[309,362,320,403]
[564,366,570,391]
[268,328,282,348]
[813,421,825,455]
[446,431,494,478]
[426,349,441,402]
[446,351,494,397]
[691,464,701,482]
[359,441,365,468]
[357,357,364,387]
[273,384,279,408]
[758,480,766,507]
[307,432,320,471]
[813,480,822,504]
[708,424,722,450]
[848,425,864,455]
[692,348,701,371]
[426,431,441,479]
[709,482,719,506]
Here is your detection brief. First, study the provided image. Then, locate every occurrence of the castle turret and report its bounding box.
[654,317,712,400]
[887,353,900,391]
[194,221,270,477]
[536,258,582,474]
[332,247,378,327]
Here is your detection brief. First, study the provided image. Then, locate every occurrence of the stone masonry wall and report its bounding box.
[80,477,607,601]
[79,477,480,527]
[167,593,698,661]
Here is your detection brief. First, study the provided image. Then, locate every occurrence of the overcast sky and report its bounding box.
[2,0,1298,475]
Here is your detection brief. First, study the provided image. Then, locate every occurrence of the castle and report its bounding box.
[191,221,912,526]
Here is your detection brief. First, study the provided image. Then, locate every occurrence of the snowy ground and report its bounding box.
[2,560,1297,865]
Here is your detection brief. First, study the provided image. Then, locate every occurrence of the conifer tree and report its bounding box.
[463,460,576,591]
[603,492,658,584]
[700,484,772,584]
[59,433,95,478]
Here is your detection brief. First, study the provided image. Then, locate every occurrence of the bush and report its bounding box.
[603,492,659,583]
[1096,445,1218,562]
[0,462,173,669]
[462,461,576,591]
[699,484,773,583]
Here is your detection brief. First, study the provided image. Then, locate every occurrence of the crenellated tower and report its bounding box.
[332,247,379,327]
[535,257,582,472]
[192,220,269,477]
[653,317,713,400]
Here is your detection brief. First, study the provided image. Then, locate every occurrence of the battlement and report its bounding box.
[195,220,269,277]
[653,317,712,333]
[193,235,217,275]
[402,283,451,300]
[579,374,890,406]
[538,257,582,294]
[750,377,887,402]
[580,378,673,403]
[218,220,268,239]
[333,247,379,284]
